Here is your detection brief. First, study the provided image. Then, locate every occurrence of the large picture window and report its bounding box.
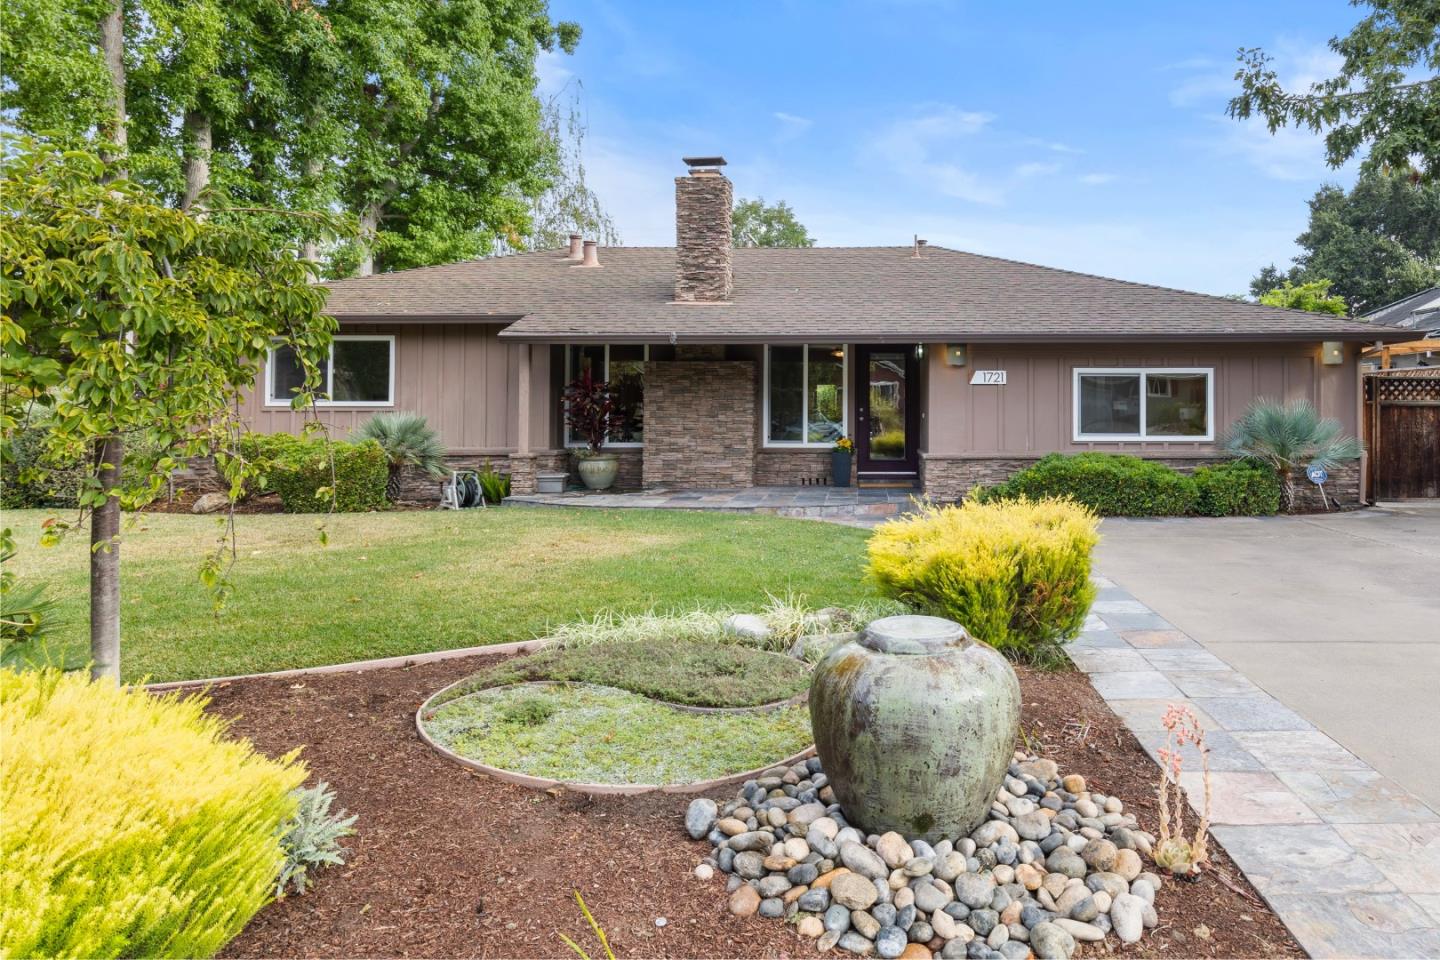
[1073,368,1212,441]
[765,344,848,446]
[565,344,646,446]
[266,335,394,406]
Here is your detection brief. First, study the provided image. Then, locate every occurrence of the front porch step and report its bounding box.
[857,480,918,490]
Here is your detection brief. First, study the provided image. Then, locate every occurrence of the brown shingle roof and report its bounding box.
[321,245,1409,342]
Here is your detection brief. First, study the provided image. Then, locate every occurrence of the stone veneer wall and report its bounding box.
[920,454,1362,510]
[673,170,733,303]
[753,450,855,487]
[642,361,755,488]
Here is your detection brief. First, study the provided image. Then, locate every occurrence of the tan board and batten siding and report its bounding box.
[924,341,1359,457]
[240,323,553,454]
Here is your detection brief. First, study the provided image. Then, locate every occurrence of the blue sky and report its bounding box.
[539,0,1364,296]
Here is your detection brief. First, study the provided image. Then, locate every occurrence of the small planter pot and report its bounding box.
[831,450,852,487]
[576,454,619,491]
[536,472,567,494]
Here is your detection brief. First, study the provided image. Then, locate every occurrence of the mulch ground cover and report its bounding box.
[209,653,1304,960]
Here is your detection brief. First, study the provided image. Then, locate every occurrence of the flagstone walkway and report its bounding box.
[1073,579,1440,959]
[508,485,917,524]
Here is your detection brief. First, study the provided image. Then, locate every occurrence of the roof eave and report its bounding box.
[495,329,1419,345]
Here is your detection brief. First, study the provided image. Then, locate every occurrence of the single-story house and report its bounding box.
[241,157,1417,505]
[1361,285,1440,370]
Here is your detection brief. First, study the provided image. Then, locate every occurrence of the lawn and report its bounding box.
[3,507,876,683]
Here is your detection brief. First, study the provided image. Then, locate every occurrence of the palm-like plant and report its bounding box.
[353,413,448,500]
[1223,399,1362,512]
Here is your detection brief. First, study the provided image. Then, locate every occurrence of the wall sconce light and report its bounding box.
[1321,341,1344,365]
[944,344,967,367]
[915,344,926,360]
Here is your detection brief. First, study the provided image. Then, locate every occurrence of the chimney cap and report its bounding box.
[683,155,727,169]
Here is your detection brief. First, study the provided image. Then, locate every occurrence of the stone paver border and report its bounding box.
[1072,576,1440,959]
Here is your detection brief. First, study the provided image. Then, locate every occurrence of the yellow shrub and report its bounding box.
[866,498,1100,661]
[1,669,306,959]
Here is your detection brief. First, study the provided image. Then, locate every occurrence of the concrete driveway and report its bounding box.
[1095,502,1440,810]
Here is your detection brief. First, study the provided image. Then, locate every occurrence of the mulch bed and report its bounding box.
[208,654,1303,960]
[145,489,435,514]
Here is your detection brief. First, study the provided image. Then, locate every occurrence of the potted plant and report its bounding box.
[563,369,625,490]
[832,436,854,487]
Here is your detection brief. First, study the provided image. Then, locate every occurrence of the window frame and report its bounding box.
[1072,367,1214,442]
[762,343,850,449]
[264,334,396,408]
[563,344,648,449]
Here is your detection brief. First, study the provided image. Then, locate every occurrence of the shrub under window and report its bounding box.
[981,453,1199,516]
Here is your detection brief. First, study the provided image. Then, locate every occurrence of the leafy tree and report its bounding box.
[353,413,448,500]
[1224,399,1363,513]
[0,139,334,680]
[1,0,581,274]
[1228,1,1440,179]
[1257,280,1350,316]
[732,197,815,248]
[328,0,581,275]
[1250,169,1440,311]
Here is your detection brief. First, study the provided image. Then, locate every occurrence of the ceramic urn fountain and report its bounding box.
[809,614,1020,842]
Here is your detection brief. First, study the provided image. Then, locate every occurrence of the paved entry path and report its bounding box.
[1081,503,1440,958]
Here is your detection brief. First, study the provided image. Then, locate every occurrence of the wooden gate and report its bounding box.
[1364,370,1440,499]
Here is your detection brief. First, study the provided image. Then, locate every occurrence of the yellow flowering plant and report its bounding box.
[1,669,307,958]
[833,437,855,453]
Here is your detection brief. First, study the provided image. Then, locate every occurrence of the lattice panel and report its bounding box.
[1366,370,1440,404]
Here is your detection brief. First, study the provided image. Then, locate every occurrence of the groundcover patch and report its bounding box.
[421,683,812,784]
[431,639,810,709]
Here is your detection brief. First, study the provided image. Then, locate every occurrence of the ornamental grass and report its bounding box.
[0,669,306,959]
[865,498,1100,664]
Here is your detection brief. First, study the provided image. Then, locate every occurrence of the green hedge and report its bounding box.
[981,453,1198,516]
[239,435,387,513]
[1193,460,1281,516]
[979,453,1285,517]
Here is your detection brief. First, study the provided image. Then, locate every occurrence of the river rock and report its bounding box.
[853,909,882,939]
[685,798,718,839]
[1080,839,1117,873]
[1052,918,1104,942]
[842,841,891,880]
[1030,922,1076,960]
[1113,848,1142,881]
[876,927,908,959]
[833,872,881,910]
[1111,894,1144,944]
[798,915,824,938]
[877,832,915,868]
[728,885,760,917]
[838,932,876,956]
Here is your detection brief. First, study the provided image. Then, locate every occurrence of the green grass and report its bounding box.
[3,508,875,683]
[421,683,813,784]
[432,639,811,708]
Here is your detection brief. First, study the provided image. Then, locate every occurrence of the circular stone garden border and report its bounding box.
[414,678,817,797]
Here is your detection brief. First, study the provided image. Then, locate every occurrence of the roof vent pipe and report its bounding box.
[912,236,928,258]
[565,233,583,260]
[575,239,600,268]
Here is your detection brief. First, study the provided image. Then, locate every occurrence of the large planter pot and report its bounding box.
[809,615,1020,842]
[831,450,852,487]
[576,454,619,491]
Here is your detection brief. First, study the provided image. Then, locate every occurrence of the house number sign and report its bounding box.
[970,370,1007,385]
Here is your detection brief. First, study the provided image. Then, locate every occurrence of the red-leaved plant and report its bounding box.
[563,370,626,455]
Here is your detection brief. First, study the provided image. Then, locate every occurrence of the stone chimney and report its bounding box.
[674,156,733,302]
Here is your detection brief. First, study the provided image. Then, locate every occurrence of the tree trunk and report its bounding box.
[1280,471,1297,514]
[181,109,212,212]
[358,203,381,276]
[90,435,125,682]
[301,156,325,266]
[98,0,127,161]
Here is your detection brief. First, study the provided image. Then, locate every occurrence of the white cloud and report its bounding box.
[1169,40,1348,181]
[773,111,813,130]
[869,105,1003,205]
[1015,161,1062,179]
[535,50,574,98]
[1078,173,1118,185]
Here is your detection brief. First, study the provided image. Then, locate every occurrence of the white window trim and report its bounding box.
[264,335,396,408]
[564,344,648,448]
[1072,367,1214,442]
[763,344,850,449]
